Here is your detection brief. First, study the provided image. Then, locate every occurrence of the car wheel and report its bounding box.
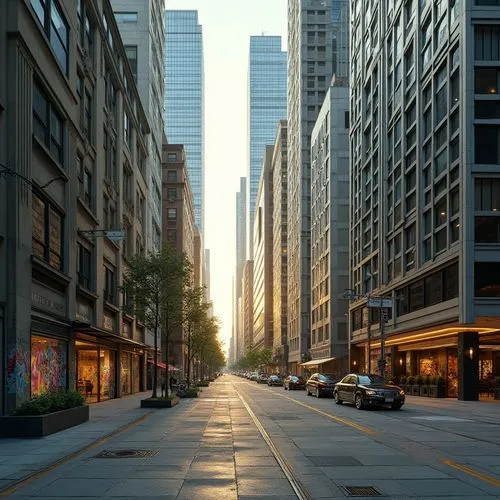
[391,404,402,410]
[355,393,364,410]
[284,386,287,390]
[306,388,311,396]
[334,392,343,405]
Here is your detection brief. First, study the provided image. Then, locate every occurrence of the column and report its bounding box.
[458,332,479,401]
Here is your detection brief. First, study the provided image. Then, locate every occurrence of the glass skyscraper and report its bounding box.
[164,10,205,233]
[247,36,287,258]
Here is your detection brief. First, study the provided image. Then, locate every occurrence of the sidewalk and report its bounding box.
[0,390,159,494]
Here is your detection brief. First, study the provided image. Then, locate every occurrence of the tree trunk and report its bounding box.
[186,327,192,388]
[165,324,170,397]
[152,313,158,399]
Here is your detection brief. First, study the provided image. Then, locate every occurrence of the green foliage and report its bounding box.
[400,376,407,385]
[197,380,209,387]
[231,346,273,371]
[415,375,424,385]
[179,388,199,398]
[12,390,85,416]
[434,376,445,386]
[408,376,416,385]
[493,376,500,388]
[424,375,432,385]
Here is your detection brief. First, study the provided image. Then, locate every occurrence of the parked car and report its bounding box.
[257,373,269,384]
[283,375,306,390]
[249,372,260,381]
[267,374,283,386]
[306,373,336,398]
[334,373,405,410]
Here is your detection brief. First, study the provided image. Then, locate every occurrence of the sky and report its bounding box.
[165,0,287,356]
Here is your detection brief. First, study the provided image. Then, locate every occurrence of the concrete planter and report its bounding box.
[494,388,500,400]
[429,385,446,398]
[0,405,89,438]
[140,396,180,408]
[411,385,421,396]
[420,385,430,397]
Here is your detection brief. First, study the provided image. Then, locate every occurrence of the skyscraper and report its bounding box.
[287,0,333,374]
[247,36,287,258]
[164,10,205,233]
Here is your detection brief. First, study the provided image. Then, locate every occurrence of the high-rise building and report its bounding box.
[242,260,254,353]
[271,121,289,375]
[287,0,334,374]
[310,83,349,376]
[1,0,151,414]
[232,177,247,361]
[252,146,274,350]
[349,0,500,401]
[112,0,165,354]
[164,10,205,234]
[247,36,287,258]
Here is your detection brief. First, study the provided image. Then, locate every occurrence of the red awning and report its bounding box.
[148,359,180,371]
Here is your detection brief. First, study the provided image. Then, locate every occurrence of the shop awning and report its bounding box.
[147,359,180,371]
[73,321,150,349]
[300,357,336,367]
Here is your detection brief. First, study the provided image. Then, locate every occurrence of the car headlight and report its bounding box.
[399,390,405,395]
[365,390,377,396]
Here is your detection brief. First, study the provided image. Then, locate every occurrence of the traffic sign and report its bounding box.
[367,297,393,309]
[106,230,125,241]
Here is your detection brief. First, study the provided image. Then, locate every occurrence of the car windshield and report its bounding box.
[357,375,385,385]
[319,374,334,381]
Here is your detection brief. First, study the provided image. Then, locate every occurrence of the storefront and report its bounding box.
[31,333,68,395]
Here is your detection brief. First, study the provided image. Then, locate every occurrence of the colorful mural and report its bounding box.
[31,335,67,395]
[6,343,30,399]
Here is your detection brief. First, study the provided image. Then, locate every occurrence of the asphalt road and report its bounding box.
[4,375,500,499]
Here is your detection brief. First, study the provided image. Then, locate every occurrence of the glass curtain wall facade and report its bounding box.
[164,10,205,233]
[247,36,287,258]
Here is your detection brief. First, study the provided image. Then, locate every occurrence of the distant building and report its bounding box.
[252,146,274,350]
[242,260,254,353]
[271,121,288,374]
[164,10,205,234]
[247,36,287,259]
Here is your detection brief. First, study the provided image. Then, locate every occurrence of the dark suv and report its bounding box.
[334,373,405,410]
[306,373,336,398]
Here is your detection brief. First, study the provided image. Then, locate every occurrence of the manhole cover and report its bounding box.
[342,486,382,497]
[94,449,158,458]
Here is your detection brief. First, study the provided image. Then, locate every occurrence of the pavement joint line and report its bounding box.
[441,458,500,488]
[0,410,154,497]
[235,387,311,500]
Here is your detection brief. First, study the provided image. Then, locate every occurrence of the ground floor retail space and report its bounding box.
[352,327,500,400]
[29,328,147,404]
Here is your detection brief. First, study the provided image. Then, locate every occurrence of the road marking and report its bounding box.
[442,459,500,488]
[0,411,153,497]
[410,416,472,422]
[235,388,311,500]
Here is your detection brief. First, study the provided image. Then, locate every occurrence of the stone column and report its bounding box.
[458,332,479,401]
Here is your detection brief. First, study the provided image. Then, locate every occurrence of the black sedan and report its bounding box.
[333,373,405,410]
[283,375,306,390]
[267,374,283,386]
[306,373,336,398]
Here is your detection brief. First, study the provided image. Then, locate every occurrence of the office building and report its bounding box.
[252,146,274,350]
[242,260,254,353]
[164,10,205,234]
[271,121,289,374]
[309,83,349,377]
[0,0,151,414]
[349,0,500,400]
[247,36,287,259]
[287,0,334,373]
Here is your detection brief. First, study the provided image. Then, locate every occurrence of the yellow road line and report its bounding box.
[0,411,153,497]
[442,459,500,488]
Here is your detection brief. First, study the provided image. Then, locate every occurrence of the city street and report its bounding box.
[1,375,499,499]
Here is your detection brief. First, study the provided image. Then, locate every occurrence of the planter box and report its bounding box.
[179,390,198,398]
[429,385,446,398]
[411,385,421,396]
[494,388,500,400]
[141,396,180,408]
[0,405,89,438]
[420,385,430,397]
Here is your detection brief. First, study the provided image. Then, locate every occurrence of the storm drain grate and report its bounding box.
[342,486,383,497]
[94,449,158,459]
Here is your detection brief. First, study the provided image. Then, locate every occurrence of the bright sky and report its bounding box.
[165,0,287,356]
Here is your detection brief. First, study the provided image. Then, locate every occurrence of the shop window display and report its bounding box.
[31,335,68,395]
[121,351,132,395]
[132,354,141,393]
[77,349,98,403]
[100,349,116,400]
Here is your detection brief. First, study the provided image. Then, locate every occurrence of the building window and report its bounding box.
[167,208,177,220]
[123,166,133,203]
[475,25,500,61]
[84,89,92,141]
[33,82,63,164]
[124,112,132,147]
[167,170,177,181]
[475,262,500,297]
[475,216,500,243]
[167,188,177,201]
[124,45,137,82]
[167,229,176,242]
[30,0,69,73]
[77,243,91,289]
[104,265,115,304]
[474,178,500,210]
[475,67,499,94]
[77,0,93,60]
[167,152,177,163]
[32,192,63,271]
[114,11,138,23]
